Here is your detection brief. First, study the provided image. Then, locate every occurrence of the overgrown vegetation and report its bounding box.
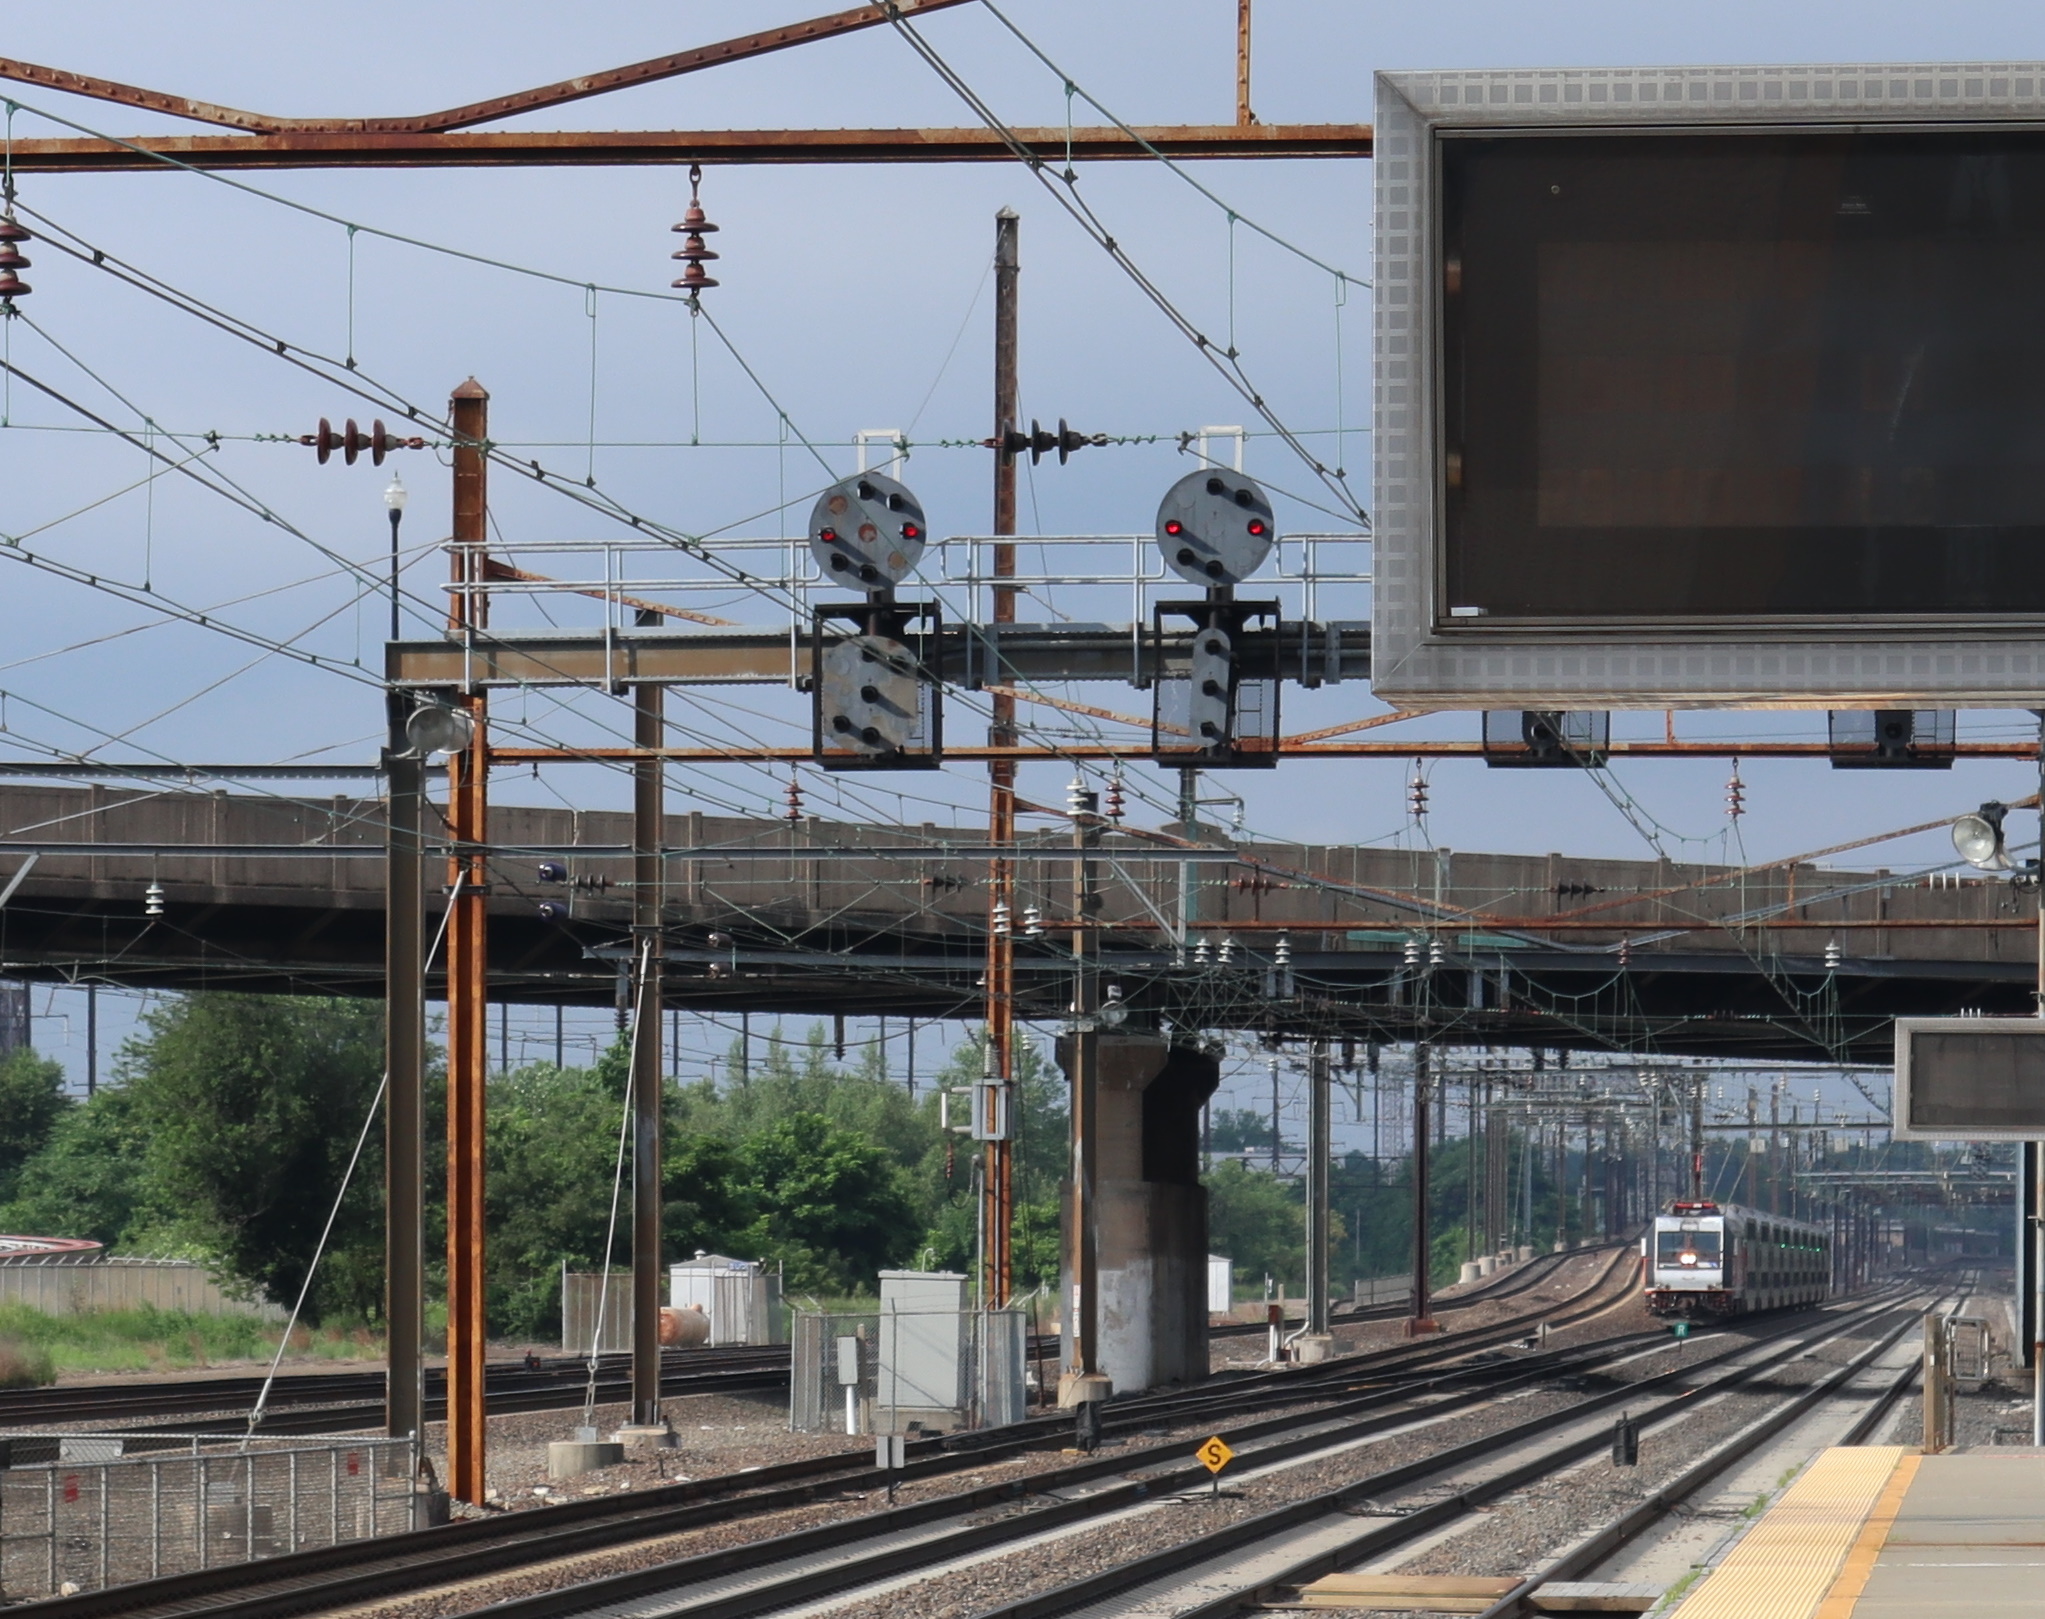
[0,1334,56,1388]
[0,1305,375,1374]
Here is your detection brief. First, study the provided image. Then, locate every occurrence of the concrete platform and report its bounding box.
[1669,1446,2045,1618]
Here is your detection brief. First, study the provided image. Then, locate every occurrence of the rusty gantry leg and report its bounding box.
[444,378,491,1505]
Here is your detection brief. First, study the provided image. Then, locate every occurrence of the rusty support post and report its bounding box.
[983,207,1019,1309]
[383,685,425,1455]
[444,378,490,1506]
[1236,0,1255,126]
[631,631,666,1429]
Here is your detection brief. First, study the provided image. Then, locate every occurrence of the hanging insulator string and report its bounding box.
[671,162,721,294]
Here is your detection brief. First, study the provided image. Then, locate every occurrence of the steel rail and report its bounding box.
[1463,1285,1961,1619]
[450,1290,1908,1619]
[13,1247,1644,1619]
[966,1288,1925,1619]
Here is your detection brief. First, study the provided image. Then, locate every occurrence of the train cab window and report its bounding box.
[1655,1228,1721,1268]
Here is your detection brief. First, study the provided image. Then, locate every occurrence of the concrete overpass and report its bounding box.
[0,780,2024,1062]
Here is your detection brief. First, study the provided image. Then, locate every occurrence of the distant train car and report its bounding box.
[1644,1200,1829,1320]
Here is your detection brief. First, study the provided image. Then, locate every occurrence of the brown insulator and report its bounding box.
[671,200,719,237]
[672,261,720,292]
[670,233,719,264]
[0,216,28,244]
[313,417,337,463]
[0,268,28,301]
[342,418,363,466]
[0,240,26,270]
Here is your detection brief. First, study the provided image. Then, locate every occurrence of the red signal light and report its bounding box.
[901,523,921,540]
[1164,520,1184,536]
[819,527,839,544]
[1247,519,1268,537]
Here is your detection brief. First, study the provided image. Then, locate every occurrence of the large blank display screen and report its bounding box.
[1905,1028,2045,1132]
[1441,131,2045,623]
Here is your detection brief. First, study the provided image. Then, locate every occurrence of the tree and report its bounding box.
[127,996,385,1321]
[1207,1160,1305,1288]
[737,1112,918,1294]
[0,1049,70,1204]
[0,1086,161,1246]
[1208,1108,1276,1157]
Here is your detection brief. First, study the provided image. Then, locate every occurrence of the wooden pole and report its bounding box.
[1235,0,1255,126]
[443,377,491,1505]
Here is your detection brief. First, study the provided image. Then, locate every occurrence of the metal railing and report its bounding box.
[0,1433,411,1600]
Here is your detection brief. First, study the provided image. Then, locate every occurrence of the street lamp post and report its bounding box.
[384,473,408,642]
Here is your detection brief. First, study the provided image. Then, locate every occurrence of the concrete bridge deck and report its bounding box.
[0,781,2024,1061]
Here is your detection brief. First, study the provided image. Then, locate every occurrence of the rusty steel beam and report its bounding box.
[0,2,974,134]
[0,123,1372,173]
[443,380,492,1508]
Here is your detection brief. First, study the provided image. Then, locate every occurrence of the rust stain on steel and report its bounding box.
[0,2,974,135]
[0,124,1373,172]
[478,558,735,627]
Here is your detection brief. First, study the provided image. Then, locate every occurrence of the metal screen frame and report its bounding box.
[1894,1015,2045,1140]
[1373,60,2045,709]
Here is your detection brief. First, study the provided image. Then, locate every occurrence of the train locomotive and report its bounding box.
[1644,1199,1830,1319]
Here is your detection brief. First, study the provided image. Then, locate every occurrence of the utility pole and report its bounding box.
[1065,776,1103,1395]
[1269,1054,1281,1172]
[443,377,491,1506]
[1407,1042,1438,1335]
[1689,1075,1704,1200]
[628,611,667,1437]
[383,624,426,1456]
[983,206,1020,1310]
[1235,0,1256,126]
[85,983,97,1096]
[1304,1040,1330,1347]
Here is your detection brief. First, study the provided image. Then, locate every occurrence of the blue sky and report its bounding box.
[2,2,2039,1129]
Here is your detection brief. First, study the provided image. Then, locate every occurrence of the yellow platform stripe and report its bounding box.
[1812,1452,1920,1619]
[1668,1447,1908,1619]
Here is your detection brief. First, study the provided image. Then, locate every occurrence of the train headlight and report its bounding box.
[1679,1251,1697,1267]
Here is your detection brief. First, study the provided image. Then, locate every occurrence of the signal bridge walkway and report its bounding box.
[0,780,2027,1061]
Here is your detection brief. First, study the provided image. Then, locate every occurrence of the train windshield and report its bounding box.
[1655,1228,1722,1269]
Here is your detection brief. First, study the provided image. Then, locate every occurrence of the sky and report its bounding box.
[3,1,2043,1134]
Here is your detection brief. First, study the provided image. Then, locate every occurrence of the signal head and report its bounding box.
[1155,468,1276,587]
[807,471,927,592]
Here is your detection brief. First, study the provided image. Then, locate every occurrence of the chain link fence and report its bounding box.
[790,1307,1028,1435]
[0,1433,412,1600]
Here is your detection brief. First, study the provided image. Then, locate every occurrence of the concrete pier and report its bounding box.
[1060,1032,1219,1394]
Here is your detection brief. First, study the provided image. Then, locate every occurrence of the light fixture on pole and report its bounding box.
[384,472,409,643]
[1951,801,2013,871]
[403,698,475,759]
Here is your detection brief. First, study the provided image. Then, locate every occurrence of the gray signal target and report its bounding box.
[809,472,928,591]
[1155,469,1276,587]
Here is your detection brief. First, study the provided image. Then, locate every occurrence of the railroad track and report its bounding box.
[0,1345,793,1433]
[0,1242,1612,1438]
[7,1236,1690,1619]
[964,1285,1939,1619]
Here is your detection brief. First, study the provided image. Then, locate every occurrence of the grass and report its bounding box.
[0,1304,385,1376]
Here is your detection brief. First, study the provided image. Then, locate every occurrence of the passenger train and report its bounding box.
[1644,1199,1830,1319]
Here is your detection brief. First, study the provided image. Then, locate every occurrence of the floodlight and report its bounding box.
[1951,802,2011,871]
[404,701,475,758]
